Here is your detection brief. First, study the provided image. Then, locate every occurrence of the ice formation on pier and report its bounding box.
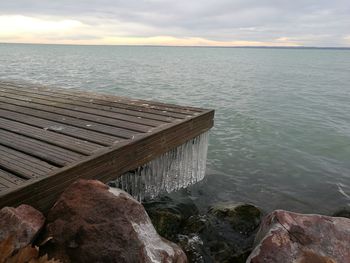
[111,131,209,201]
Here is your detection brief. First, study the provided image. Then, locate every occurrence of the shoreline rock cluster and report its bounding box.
[144,197,262,262]
[0,180,186,263]
[0,179,349,263]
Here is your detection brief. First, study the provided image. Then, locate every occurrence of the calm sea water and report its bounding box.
[1,44,350,214]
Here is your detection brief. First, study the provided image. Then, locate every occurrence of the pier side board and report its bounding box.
[0,81,214,212]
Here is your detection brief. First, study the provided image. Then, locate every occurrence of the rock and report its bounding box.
[208,202,262,235]
[0,236,62,263]
[247,210,350,263]
[144,197,252,262]
[177,234,208,263]
[42,179,187,263]
[183,215,210,234]
[182,212,256,262]
[144,198,262,262]
[194,214,252,263]
[0,204,45,250]
[144,196,199,240]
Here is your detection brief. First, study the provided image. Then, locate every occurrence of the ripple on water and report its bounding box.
[1,44,350,214]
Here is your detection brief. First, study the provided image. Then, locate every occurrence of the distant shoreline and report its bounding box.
[0,42,349,50]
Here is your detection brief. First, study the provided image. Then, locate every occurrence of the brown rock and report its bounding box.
[0,236,62,263]
[42,179,187,263]
[0,204,45,250]
[247,210,350,263]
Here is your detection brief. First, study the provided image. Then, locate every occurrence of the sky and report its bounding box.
[0,0,349,47]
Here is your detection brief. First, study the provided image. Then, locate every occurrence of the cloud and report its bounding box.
[0,15,82,37]
[0,1,349,46]
[0,15,299,46]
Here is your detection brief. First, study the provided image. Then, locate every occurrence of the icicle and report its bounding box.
[110,131,209,201]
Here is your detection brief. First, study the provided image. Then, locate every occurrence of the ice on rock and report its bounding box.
[111,131,209,201]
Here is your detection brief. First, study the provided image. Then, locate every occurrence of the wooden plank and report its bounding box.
[0,100,141,138]
[1,85,181,122]
[0,81,203,115]
[0,118,103,155]
[0,145,58,173]
[0,90,165,127]
[0,145,57,179]
[0,169,25,189]
[0,108,119,146]
[0,95,154,133]
[0,129,85,166]
[0,109,214,211]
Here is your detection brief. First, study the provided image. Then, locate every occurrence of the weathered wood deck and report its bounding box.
[0,81,214,211]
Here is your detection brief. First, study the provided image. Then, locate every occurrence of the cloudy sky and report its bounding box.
[0,0,349,47]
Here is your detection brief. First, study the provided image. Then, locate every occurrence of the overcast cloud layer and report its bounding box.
[0,0,349,46]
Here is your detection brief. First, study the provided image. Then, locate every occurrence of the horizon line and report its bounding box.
[1,42,350,50]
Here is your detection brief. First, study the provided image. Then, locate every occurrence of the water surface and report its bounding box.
[1,44,350,214]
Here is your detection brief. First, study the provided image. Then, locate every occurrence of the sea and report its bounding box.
[1,43,349,215]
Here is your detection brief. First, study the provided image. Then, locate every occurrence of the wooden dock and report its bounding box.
[0,81,214,211]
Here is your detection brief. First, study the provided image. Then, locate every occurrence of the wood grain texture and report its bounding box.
[1,84,180,122]
[0,108,120,146]
[0,100,138,138]
[0,117,103,154]
[0,145,57,179]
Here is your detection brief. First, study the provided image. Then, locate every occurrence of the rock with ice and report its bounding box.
[42,179,187,263]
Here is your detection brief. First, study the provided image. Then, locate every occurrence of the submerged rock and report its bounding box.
[247,210,350,263]
[184,214,254,263]
[208,202,262,235]
[183,215,210,234]
[42,179,187,263]
[146,197,262,262]
[177,234,208,263]
[198,202,262,262]
[0,204,45,250]
[144,196,199,240]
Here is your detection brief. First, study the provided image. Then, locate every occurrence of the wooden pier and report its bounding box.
[0,81,214,211]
